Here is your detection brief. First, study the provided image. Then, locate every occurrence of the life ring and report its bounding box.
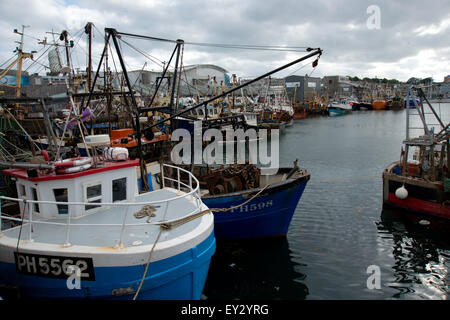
[56,163,92,174]
[54,157,92,168]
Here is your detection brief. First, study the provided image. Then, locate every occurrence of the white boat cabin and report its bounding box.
[187,105,221,120]
[3,160,140,220]
[243,112,258,127]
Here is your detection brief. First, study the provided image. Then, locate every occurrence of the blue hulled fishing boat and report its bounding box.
[174,163,309,239]
[327,99,353,117]
[204,168,309,239]
[0,157,215,299]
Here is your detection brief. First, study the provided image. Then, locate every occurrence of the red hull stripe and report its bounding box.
[387,192,450,219]
[3,159,140,182]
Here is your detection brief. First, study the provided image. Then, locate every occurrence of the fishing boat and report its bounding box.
[257,108,290,131]
[351,101,373,111]
[372,100,387,110]
[109,128,169,162]
[293,104,307,119]
[327,99,353,116]
[173,162,310,239]
[388,96,404,110]
[382,86,450,220]
[303,99,328,116]
[404,97,421,108]
[0,152,215,299]
[173,104,223,134]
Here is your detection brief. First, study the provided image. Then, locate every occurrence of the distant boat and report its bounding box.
[372,100,387,110]
[257,108,291,131]
[352,101,373,111]
[293,104,307,119]
[388,96,404,110]
[173,104,223,134]
[327,99,352,116]
[404,97,421,108]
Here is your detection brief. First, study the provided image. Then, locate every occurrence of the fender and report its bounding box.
[54,157,92,168]
[56,163,92,174]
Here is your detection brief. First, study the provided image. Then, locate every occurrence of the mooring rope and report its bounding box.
[132,183,270,300]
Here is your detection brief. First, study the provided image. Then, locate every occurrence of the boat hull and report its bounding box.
[372,100,387,110]
[352,103,373,111]
[0,231,215,300]
[202,171,309,239]
[293,108,306,120]
[328,107,350,117]
[382,166,450,220]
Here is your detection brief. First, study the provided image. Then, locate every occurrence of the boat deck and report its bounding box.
[1,188,201,248]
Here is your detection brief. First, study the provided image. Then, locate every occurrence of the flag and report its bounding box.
[67,107,95,130]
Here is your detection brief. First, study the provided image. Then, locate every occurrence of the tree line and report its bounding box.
[347,76,434,84]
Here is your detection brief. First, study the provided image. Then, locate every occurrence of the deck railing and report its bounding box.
[0,163,203,247]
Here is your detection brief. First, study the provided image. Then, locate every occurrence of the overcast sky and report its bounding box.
[1,0,449,82]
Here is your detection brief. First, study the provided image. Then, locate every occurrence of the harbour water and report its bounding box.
[203,105,450,300]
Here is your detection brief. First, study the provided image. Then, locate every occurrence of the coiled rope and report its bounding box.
[132,183,270,300]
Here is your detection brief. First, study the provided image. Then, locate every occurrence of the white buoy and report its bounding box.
[419,220,430,226]
[395,185,408,199]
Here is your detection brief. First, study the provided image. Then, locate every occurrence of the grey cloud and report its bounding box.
[1,0,449,81]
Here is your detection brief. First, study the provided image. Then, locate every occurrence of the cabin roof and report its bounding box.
[2,159,139,182]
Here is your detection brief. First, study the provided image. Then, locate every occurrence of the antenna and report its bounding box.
[14,25,30,52]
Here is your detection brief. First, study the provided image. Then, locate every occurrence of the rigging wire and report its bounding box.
[119,38,164,68]
[0,135,33,157]
[118,31,309,52]
[24,45,52,73]
[0,54,18,69]
[118,37,209,95]
[184,42,310,52]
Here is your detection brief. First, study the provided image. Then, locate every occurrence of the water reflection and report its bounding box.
[377,209,450,299]
[203,237,309,300]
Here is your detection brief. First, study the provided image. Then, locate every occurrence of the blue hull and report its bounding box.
[328,108,349,116]
[404,99,421,107]
[0,231,215,300]
[202,171,309,239]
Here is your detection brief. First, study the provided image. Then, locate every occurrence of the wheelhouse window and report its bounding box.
[31,187,39,213]
[18,184,26,197]
[85,184,102,211]
[53,188,68,214]
[112,178,127,202]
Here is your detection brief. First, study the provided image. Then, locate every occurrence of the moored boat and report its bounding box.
[382,86,450,220]
[175,162,310,239]
[327,99,352,116]
[352,101,373,111]
[372,100,387,110]
[388,96,404,110]
[0,156,215,299]
[293,105,307,119]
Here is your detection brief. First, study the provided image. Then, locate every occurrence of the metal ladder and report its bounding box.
[405,86,444,140]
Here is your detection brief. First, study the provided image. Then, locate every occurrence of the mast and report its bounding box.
[0,26,35,103]
[106,28,149,191]
[15,25,27,99]
[168,39,183,133]
[85,22,94,90]
[59,30,71,71]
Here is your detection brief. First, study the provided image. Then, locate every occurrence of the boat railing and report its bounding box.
[0,163,203,247]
